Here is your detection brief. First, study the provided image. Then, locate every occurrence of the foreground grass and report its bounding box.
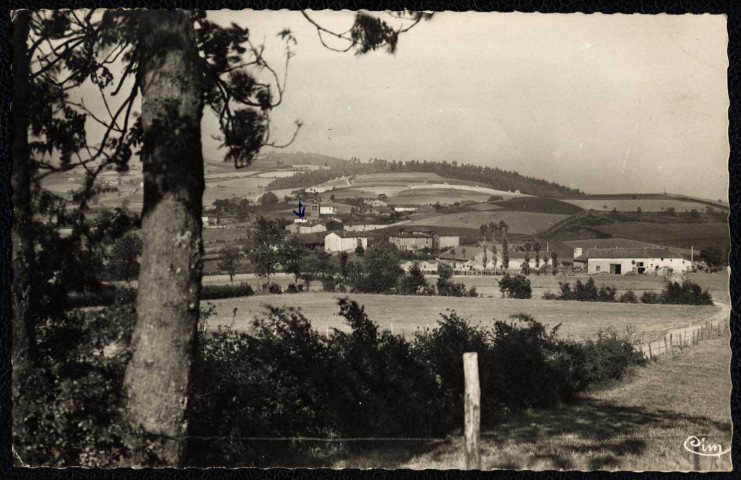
[340,335,730,471]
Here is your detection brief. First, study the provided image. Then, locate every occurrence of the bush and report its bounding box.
[28,298,646,468]
[552,278,616,302]
[268,283,282,294]
[597,284,617,302]
[498,274,532,299]
[659,280,713,305]
[618,290,638,303]
[201,282,255,300]
[640,291,660,304]
[285,283,304,293]
[542,291,558,300]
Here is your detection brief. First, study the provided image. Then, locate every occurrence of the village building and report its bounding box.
[573,247,692,275]
[393,206,418,213]
[309,201,352,216]
[285,221,328,235]
[389,232,460,252]
[400,259,439,274]
[505,250,540,272]
[366,198,388,208]
[438,245,497,272]
[324,231,369,254]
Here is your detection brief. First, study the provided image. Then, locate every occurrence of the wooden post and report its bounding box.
[664,336,668,354]
[648,342,652,360]
[670,333,673,350]
[463,352,481,470]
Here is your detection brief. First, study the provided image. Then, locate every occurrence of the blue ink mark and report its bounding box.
[293,199,306,218]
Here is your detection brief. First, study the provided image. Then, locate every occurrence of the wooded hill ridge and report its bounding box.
[263,152,585,197]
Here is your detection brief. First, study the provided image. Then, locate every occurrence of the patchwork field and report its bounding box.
[205,290,722,344]
[562,198,716,212]
[408,210,568,234]
[593,222,730,250]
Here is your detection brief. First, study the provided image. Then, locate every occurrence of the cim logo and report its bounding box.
[683,436,731,457]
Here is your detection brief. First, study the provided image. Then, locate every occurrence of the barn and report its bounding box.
[573,247,692,275]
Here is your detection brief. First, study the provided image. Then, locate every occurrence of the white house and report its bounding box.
[324,231,369,254]
[394,206,417,213]
[573,247,692,275]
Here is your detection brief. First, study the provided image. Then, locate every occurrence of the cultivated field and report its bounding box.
[593,222,730,251]
[408,210,569,234]
[205,291,722,344]
[562,198,715,212]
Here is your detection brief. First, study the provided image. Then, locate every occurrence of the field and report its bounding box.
[331,334,730,470]
[386,188,494,205]
[408,210,569,234]
[593,222,730,250]
[205,290,721,344]
[562,198,715,212]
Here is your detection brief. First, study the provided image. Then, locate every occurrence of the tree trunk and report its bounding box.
[123,11,204,466]
[11,10,37,456]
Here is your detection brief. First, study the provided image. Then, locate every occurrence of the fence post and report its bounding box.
[648,342,652,360]
[664,336,668,354]
[670,333,673,350]
[463,352,481,470]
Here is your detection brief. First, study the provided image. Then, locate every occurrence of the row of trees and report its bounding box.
[267,155,586,196]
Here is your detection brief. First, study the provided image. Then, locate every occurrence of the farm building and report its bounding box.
[438,245,497,272]
[324,231,369,254]
[389,232,460,252]
[297,232,329,250]
[367,199,388,208]
[285,221,327,234]
[394,206,418,213]
[310,201,353,216]
[573,247,692,275]
[400,260,439,273]
[505,250,540,272]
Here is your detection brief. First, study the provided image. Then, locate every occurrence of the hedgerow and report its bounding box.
[23,295,645,467]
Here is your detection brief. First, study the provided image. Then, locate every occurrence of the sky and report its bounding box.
[203,10,729,200]
[74,10,729,199]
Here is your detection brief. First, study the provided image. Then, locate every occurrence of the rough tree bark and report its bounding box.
[11,10,37,454]
[122,11,204,466]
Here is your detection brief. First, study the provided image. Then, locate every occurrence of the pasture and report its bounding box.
[407,210,568,234]
[562,198,714,212]
[592,222,729,250]
[205,291,721,344]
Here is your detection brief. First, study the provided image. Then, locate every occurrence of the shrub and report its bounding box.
[597,284,617,302]
[552,278,616,302]
[285,283,304,294]
[498,274,532,299]
[641,291,660,304]
[618,290,638,303]
[399,262,429,295]
[28,298,646,468]
[659,280,713,305]
[268,283,282,294]
[201,282,255,300]
[542,291,558,300]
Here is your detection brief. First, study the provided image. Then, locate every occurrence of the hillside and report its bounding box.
[266,156,584,197]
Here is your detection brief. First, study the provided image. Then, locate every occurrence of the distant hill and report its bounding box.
[265,155,584,197]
